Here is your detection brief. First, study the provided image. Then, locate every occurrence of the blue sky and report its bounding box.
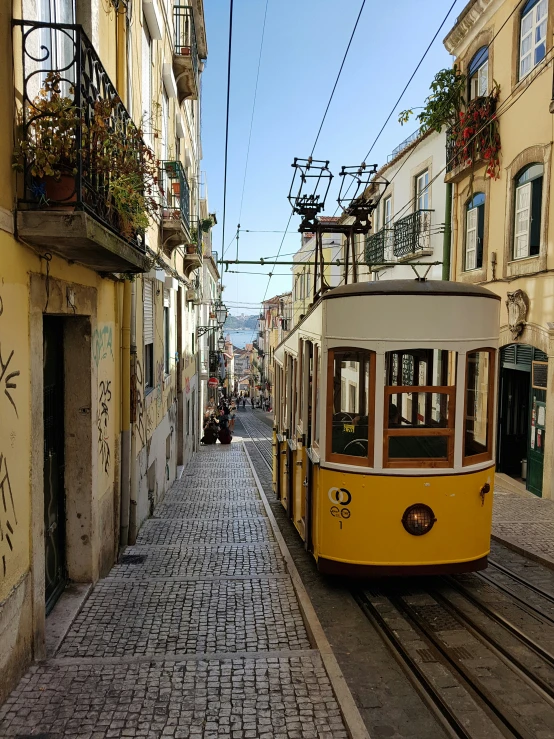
[201,0,457,315]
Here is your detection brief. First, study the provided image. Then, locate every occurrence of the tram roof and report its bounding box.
[321,279,501,301]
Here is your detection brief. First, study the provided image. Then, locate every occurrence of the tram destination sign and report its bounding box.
[532,360,548,390]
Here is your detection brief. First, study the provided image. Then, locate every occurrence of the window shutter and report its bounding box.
[164,288,170,308]
[144,279,154,345]
[465,207,477,270]
[514,182,531,258]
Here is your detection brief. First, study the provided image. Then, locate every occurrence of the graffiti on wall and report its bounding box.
[0,290,19,578]
[92,325,113,368]
[0,345,20,419]
[97,380,112,474]
[134,360,146,446]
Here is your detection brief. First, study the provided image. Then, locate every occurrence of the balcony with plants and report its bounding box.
[12,21,158,273]
[173,6,199,101]
[399,67,501,185]
[160,160,190,249]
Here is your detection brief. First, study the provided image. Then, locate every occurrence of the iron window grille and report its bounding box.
[393,210,433,258]
[160,160,191,231]
[14,20,150,253]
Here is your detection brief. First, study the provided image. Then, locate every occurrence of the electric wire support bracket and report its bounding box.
[288,158,390,299]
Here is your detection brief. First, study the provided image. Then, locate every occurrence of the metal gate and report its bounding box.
[43,317,66,613]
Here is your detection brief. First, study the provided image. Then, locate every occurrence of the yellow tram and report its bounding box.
[272,280,500,576]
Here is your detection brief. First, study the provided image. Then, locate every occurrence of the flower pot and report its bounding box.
[172,182,181,196]
[186,244,197,254]
[38,174,77,209]
[181,47,191,56]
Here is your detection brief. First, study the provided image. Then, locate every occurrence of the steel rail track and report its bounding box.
[352,590,475,739]
[443,576,554,671]
[236,411,273,470]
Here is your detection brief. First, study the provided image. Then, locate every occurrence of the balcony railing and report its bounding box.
[365,228,394,266]
[393,210,433,258]
[160,160,190,230]
[387,128,421,162]
[173,6,199,99]
[445,94,499,177]
[14,20,152,256]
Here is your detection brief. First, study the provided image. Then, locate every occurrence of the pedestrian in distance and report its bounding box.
[229,404,236,431]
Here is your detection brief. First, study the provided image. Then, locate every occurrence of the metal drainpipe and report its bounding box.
[442,182,453,280]
[129,280,138,544]
[119,280,131,548]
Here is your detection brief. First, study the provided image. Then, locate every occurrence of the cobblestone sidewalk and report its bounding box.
[0,442,348,739]
[493,481,554,569]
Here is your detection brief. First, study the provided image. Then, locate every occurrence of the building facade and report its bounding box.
[361,128,446,282]
[292,220,343,327]
[0,0,209,702]
[444,0,554,498]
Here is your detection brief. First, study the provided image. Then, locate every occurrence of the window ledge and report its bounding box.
[506,253,543,278]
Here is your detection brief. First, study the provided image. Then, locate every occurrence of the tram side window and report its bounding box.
[328,349,374,464]
[313,346,321,447]
[384,349,456,467]
[464,349,494,463]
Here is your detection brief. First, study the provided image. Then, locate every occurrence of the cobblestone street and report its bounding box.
[0,443,349,739]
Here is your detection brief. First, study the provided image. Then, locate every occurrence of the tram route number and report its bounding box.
[328,487,352,528]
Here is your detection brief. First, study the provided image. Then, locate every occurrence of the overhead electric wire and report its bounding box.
[220,0,234,270]
[310,0,367,157]
[378,0,524,202]
[385,46,554,227]
[237,0,270,224]
[257,0,368,320]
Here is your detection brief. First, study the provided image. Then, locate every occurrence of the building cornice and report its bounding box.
[443,0,496,55]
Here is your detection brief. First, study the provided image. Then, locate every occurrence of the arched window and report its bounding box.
[465,193,485,270]
[514,163,543,259]
[519,0,547,80]
[468,47,488,99]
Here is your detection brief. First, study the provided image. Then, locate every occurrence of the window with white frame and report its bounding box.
[513,163,543,259]
[415,170,429,211]
[519,0,547,80]
[383,195,392,228]
[468,46,488,99]
[465,193,485,271]
[38,0,75,87]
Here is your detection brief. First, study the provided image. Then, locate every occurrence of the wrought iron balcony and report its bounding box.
[161,160,191,249]
[173,6,199,101]
[393,209,433,259]
[365,228,394,267]
[13,20,151,273]
[445,94,499,181]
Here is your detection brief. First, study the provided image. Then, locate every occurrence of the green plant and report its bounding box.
[13,72,80,180]
[399,66,467,132]
[201,217,214,233]
[399,66,501,180]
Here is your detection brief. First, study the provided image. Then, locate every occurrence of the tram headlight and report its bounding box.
[402,504,436,536]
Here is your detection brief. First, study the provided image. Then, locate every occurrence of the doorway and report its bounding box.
[498,344,547,497]
[43,316,66,613]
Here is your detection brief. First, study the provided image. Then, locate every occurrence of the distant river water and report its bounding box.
[226,330,255,349]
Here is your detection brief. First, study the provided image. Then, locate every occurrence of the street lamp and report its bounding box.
[215,301,228,325]
[217,333,226,352]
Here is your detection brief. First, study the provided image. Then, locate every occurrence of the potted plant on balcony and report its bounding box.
[83,97,160,238]
[185,243,197,254]
[13,72,81,204]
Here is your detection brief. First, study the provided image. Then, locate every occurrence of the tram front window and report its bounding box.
[329,349,373,461]
[384,349,456,466]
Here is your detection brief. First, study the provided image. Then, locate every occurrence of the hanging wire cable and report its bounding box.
[237,0,269,225]
[258,0,368,310]
[220,0,234,276]
[310,0,367,158]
